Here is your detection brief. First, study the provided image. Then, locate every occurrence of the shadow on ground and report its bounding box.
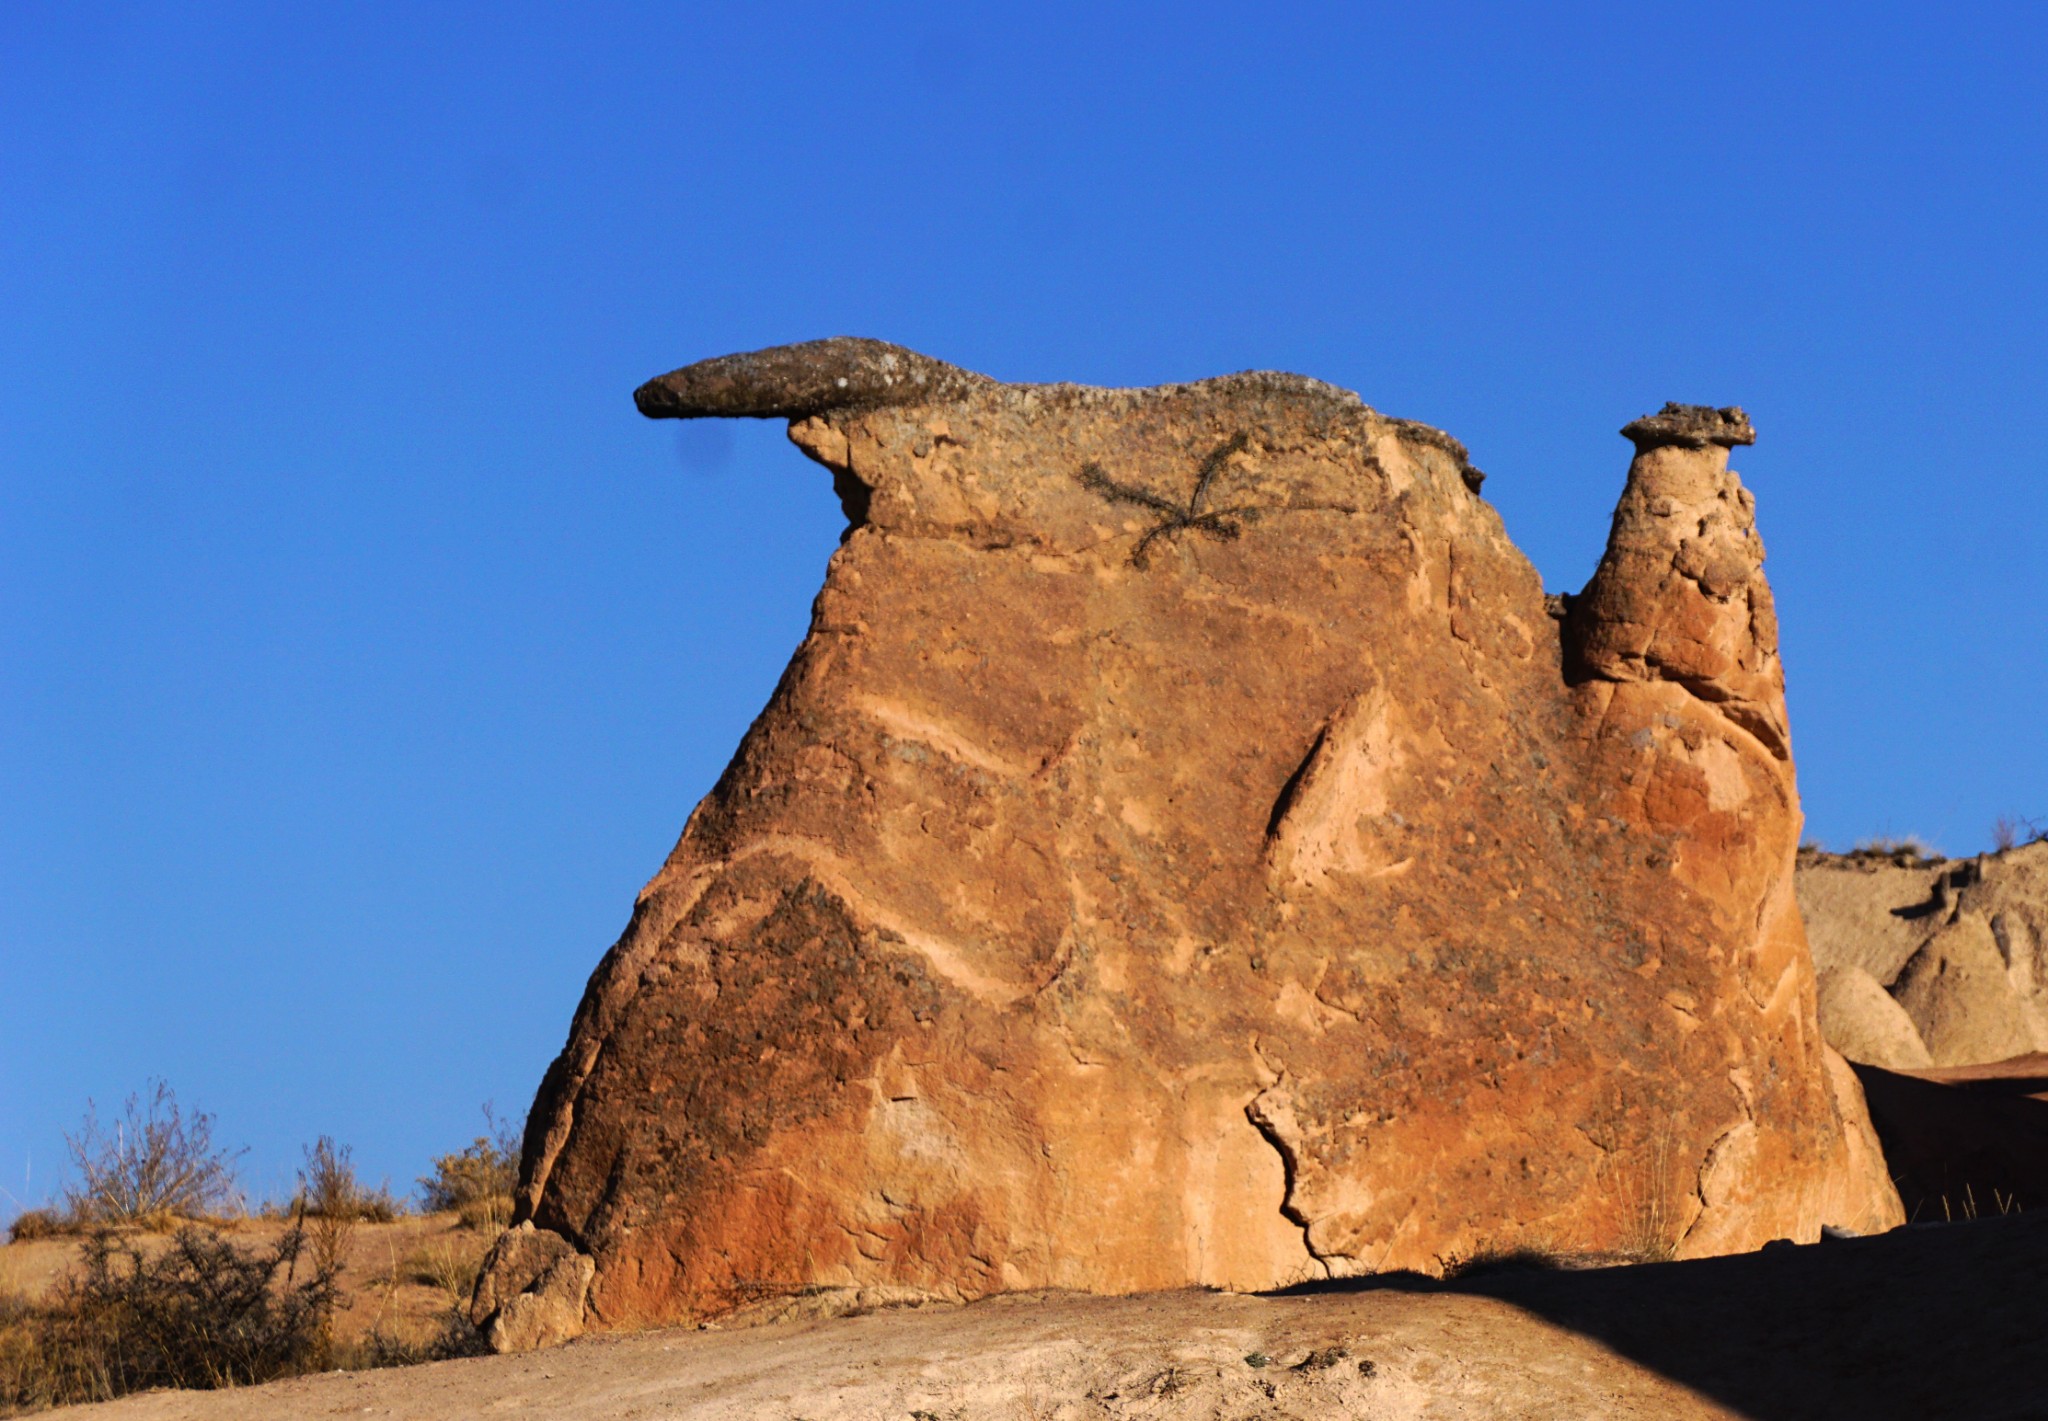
[1276,1209,2047,1421]
[1854,1055,2048,1220]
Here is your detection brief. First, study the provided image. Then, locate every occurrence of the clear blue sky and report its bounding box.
[4,2,2044,1218]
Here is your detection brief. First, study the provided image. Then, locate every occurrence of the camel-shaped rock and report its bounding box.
[474,341,1900,1344]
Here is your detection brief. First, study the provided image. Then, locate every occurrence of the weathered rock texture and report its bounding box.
[487,341,1899,1339]
[469,1221,596,1353]
[1799,840,2048,1067]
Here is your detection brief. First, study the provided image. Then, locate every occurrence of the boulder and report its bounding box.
[469,1221,595,1353]
[1815,966,1933,1070]
[484,341,1900,1339]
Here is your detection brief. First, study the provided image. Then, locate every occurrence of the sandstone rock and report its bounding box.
[488,342,1899,1337]
[470,1221,595,1353]
[1799,840,2048,1067]
[1815,966,1933,1070]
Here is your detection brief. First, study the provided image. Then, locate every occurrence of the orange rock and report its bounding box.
[486,342,1900,1343]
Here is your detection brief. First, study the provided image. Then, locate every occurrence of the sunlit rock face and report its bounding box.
[484,342,1900,1339]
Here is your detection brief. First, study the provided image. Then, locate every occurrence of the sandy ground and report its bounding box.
[43,1209,2047,1421]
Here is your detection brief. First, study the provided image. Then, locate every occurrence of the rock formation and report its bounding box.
[476,341,1900,1343]
[1799,839,2048,1067]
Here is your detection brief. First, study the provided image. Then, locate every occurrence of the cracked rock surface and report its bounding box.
[485,341,1900,1339]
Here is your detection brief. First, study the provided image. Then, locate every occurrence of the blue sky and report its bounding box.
[3,2,2044,1215]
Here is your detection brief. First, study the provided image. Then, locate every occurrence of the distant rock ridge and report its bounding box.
[1798,839,2048,1069]
[472,339,1899,1347]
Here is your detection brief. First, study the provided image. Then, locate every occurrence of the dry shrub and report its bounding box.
[62,1081,243,1228]
[290,1137,401,1282]
[1992,815,2047,853]
[294,1136,399,1225]
[1847,835,1938,865]
[5,1211,68,1245]
[1441,1246,1565,1280]
[0,1224,339,1412]
[420,1105,520,1225]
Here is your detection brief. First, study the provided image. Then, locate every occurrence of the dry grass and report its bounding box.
[3,1214,65,1246]
[1844,835,1940,866]
[1607,1130,1680,1264]
[395,1238,485,1306]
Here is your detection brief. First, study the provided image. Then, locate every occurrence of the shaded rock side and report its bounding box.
[1798,840,2048,1066]
[1850,1053,2048,1220]
[495,345,1899,1334]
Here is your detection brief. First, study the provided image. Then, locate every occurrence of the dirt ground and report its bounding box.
[36,1209,2047,1421]
[1,1212,495,1356]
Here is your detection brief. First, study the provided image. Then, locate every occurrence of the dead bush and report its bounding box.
[62,1081,244,1228]
[0,1224,339,1410]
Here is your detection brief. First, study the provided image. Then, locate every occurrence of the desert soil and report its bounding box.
[45,1210,2047,1421]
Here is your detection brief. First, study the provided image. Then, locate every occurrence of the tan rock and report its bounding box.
[470,1221,594,1352]
[1800,840,2048,1066]
[1815,965,1934,1069]
[1892,915,2048,1065]
[488,343,1899,1338]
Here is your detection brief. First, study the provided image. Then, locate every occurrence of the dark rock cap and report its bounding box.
[635,337,993,420]
[635,337,1489,494]
[1622,403,1757,451]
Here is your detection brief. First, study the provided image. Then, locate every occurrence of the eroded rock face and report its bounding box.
[1800,840,2048,1067]
[488,343,1899,1338]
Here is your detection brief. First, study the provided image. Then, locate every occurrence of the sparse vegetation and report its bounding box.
[0,1093,531,1412]
[4,1213,65,1246]
[398,1238,485,1305]
[295,1136,399,1225]
[61,1081,244,1229]
[290,1135,403,1284]
[1839,835,1941,867]
[1992,814,2046,853]
[419,1105,519,1230]
[1609,1130,1680,1264]
[0,1223,338,1412]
